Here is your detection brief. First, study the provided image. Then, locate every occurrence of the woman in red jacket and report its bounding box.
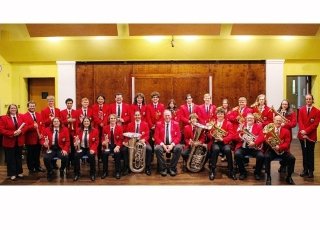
[0,104,27,181]
[73,117,99,181]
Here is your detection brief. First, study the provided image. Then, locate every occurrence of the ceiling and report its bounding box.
[1,23,320,39]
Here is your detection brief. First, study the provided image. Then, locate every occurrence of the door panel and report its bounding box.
[28,78,55,112]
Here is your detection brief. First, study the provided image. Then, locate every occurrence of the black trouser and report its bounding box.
[26,143,42,171]
[265,149,295,177]
[74,148,96,176]
[4,146,23,177]
[234,147,264,175]
[122,143,153,171]
[101,144,122,174]
[155,144,182,172]
[299,139,315,173]
[211,142,234,172]
[68,135,75,167]
[43,148,68,173]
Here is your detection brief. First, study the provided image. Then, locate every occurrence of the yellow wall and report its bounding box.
[0,54,12,115]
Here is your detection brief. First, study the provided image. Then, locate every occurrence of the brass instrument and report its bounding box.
[34,122,42,139]
[74,135,82,153]
[233,106,245,124]
[67,113,74,130]
[98,110,104,121]
[186,122,210,172]
[123,132,146,173]
[209,121,228,140]
[238,125,262,149]
[102,134,110,152]
[263,123,283,155]
[44,136,52,153]
[269,106,290,124]
[251,102,264,123]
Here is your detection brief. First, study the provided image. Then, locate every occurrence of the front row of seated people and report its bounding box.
[1,105,297,185]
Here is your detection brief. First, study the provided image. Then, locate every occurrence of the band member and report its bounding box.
[23,100,45,173]
[298,94,320,178]
[101,114,124,179]
[123,110,153,175]
[60,98,77,169]
[198,93,216,125]
[40,117,70,180]
[181,113,206,172]
[208,108,236,180]
[0,104,27,181]
[41,95,61,128]
[179,93,200,126]
[73,117,99,181]
[76,97,93,127]
[220,98,232,121]
[154,109,183,177]
[229,97,253,131]
[146,91,165,151]
[166,99,180,123]
[250,94,273,127]
[92,95,109,161]
[264,116,296,185]
[131,93,147,121]
[108,93,131,129]
[234,113,265,180]
[273,99,297,173]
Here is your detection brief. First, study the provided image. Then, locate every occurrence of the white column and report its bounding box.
[56,61,76,109]
[266,59,285,107]
[209,75,212,98]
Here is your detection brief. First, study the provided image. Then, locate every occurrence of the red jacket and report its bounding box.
[92,103,109,128]
[0,114,27,147]
[60,109,77,134]
[40,126,70,153]
[229,106,253,131]
[146,103,165,129]
[154,120,181,145]
[130,104,147,122]
[23,112,44,145]
[183,124,206,148]
[298,106,320,141]
[75,128,99,154]
[75,107,94,127]
[197,104,217,125]
[264,126,291,153]
[124,121,150,143]
[251,105,273,127]
[234,123,264,150]
[102,124,123,147]
[179,103,201,126]
[41,107,61,127]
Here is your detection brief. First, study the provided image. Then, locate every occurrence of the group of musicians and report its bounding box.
[0,91,319,185]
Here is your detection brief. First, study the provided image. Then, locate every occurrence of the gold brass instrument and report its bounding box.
[238,125,262,149]
[34,122,42,139]
[67,113,74,130]
[102,134,110,152]
[263,123,283,155]
[44,136,52,153]
[74,135,82,153]
[186,122,210,172]
[269,106,290,124]
[123,132,146,173]
[251,102,264,123]
[233,106,245,124]
[208,121,228,140]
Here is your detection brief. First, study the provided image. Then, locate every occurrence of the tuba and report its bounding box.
[123,132,146,173]
[186,122,210,172]
[263,123,283,155]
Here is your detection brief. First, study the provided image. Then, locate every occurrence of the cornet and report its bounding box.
[102,134,110,153]
[67,113,74,130]
[44,136,52,153]
[74,135,82,153]
[34,122,42,139]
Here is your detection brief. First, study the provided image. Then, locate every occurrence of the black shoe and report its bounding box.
[122,169,129,176]
[285,176,295,185]
[73,174,80,181]
[300,170,308,177]
[101,172,108,179]
[239,173,247,180]
[254,174,261,180]
[47,171,54,180]
[90,175,96,181]
[169,169,176,177]
[160,169,167,177]
[145,169,151,176]
[228,172,237,180]
[209,171,215,180]
[308,171,314,178]
[36,167,45,172]
[278,165,286,173]
[29,169,36,174]
[115,172,121,179]
[60,170,64,178]
[266,176,271,185]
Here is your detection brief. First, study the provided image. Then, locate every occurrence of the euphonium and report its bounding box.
[269,106,290,124]
[263,123,283,155]
[186,122,209,172]
[123,132,146,173]
[209,121,228,140]
[238,125,262,149]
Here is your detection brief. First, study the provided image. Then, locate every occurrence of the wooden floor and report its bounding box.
[0,139,319,186]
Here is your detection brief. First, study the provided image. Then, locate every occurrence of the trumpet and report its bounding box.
[67,113,74,130]
[269,106,290,124]
[102,134,110,152]
[98,110,104,121]
[74,135,82,153]
[34,121,42,139]
[44,136,52,153]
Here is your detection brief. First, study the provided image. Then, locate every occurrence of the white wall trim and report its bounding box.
[266,59,285,108]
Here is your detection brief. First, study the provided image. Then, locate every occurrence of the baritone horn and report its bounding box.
[263,123,284,155]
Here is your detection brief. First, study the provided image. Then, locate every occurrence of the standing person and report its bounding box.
[41,95,61,128]
[166,99,180,123]
[197,93,216,125]
[101,114,124,179]
[264,116,296,185]
[250,94,273,127]
[229,97,253,131]
[73,117,99,181]
[0,104,27,181]
[76,97,93,128]
[298,94,320,178]
[154,110,183,177]
[220,98,233,121]
[131,93,147,122]
[60,98,77,169]
[179,93,200,127]
[108,93,131,129]
[23,100,45,173]
[40,117,70,180]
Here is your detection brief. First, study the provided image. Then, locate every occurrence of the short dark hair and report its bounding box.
[65,98,73,104]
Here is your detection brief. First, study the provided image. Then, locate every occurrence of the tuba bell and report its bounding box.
[123,132,146,173]
[186,122,210,172]
[262,123,283,155]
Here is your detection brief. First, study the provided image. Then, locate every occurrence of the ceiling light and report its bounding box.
[145,36,164,42]
[47,37,63,42]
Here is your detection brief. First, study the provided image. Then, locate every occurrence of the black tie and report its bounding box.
[54,129,58,147]
[282,111,285,117]
[84,130,88,148]
[307,107,311,115]
[138,104,141,111]
[189,105,192,113]
[165,123,170,145]
[51,109,54,116]
[99,106,103,111]
[13,116,18,129]
[154,104,157,110]
[110,128,115,146]
[206,106,209,114]
[84,109,87,117]
[32,113,37,122]
[136,123,139,133]
[117,105,121,117]
[68,110,71,117]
